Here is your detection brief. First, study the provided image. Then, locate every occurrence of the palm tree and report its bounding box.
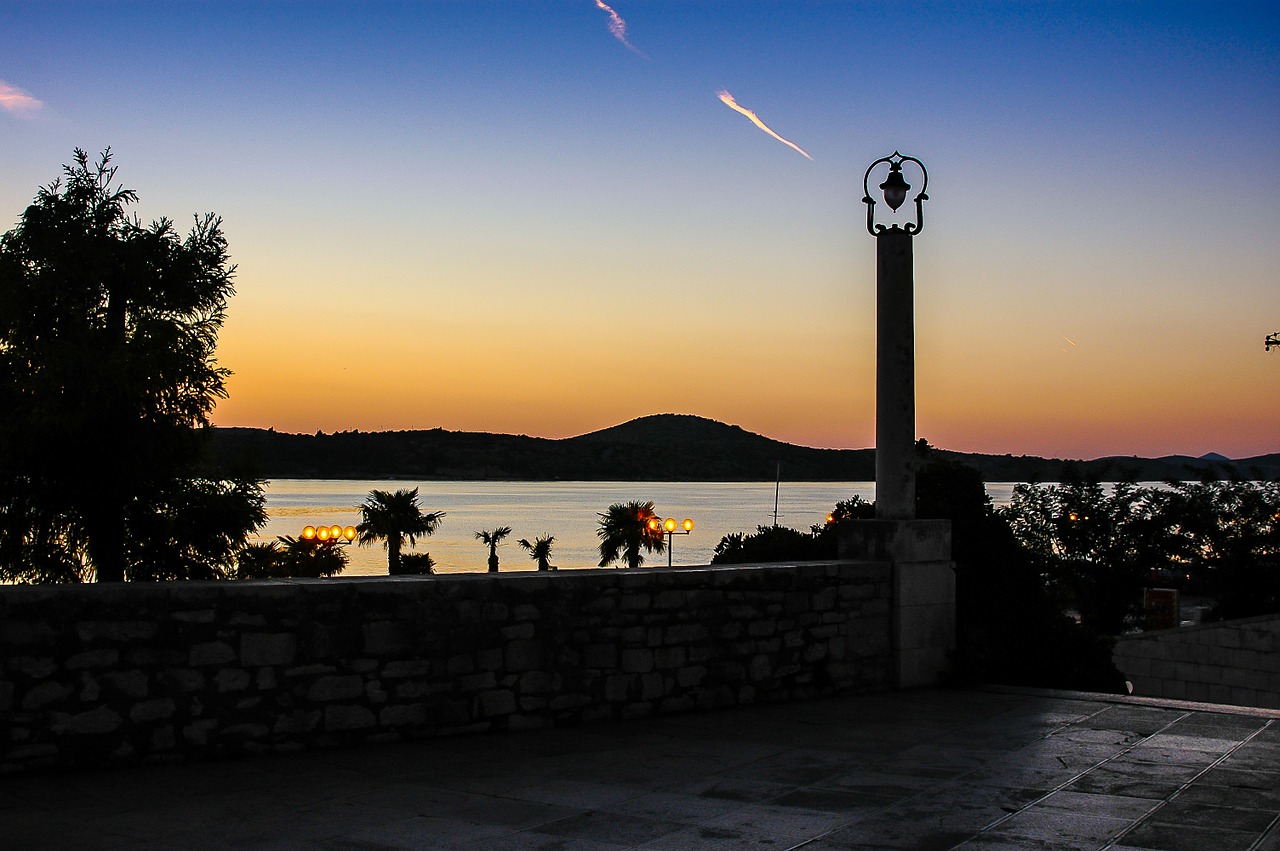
[475,526,513,573]
[597,500,665,568]
[356,488,445,575]
[518,535,556,572]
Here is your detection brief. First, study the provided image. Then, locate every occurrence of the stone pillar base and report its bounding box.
[840,520,955,689]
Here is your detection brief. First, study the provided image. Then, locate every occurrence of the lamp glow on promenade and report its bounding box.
[647,516,694,568]
[301,525,358,544]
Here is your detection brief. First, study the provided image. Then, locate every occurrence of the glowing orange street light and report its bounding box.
[301,525,357,545]
[649,516,694,568]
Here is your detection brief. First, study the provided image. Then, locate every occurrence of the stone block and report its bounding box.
[60,705,122,736]
[639,672,664,701]
[325,705,377,731]
[506,639,543,672]
[241,633,297,667]
[622,648,654,674]
[748,655,772,682]
[215,669,251,693]
[477,648,504,671]
[380,703,426,727]
[460,672,497,691]
[583,643,617,668]
[363,622,412,655]
[307,675,364,702]
[620,593,652,611]
[655,647,686,669]
[275,710,321,734]
[22,681,72,711]
[502,623,536,640]
[383,660,430,679]
[76,620,158,642]
[605,674,633,702]
[655,590,686,608]
[102,670,148,699]
[189,642,235,667]
[520,671,553,693]
[67,648,120,670]
[10,657,57,678]
[748,620,777,638]
[477,689,516,717]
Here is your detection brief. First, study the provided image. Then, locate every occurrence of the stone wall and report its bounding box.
[0,561,891,773]
[1113,614,1280,709]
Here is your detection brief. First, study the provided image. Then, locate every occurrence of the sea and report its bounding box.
[257,480,1024,576]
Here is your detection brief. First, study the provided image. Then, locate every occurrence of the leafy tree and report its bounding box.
[1151,479,1280,620]
[597,500,665,568]
[0,148,264,582]
[1001,477,1168,634]
[518,535,556,571]
[475,526,512,573]
[356,487,444,575]
[399,552,436,575]
[237,535,348,579]
[712,525,830,564]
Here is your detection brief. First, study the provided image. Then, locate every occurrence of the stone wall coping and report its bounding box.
[0,559,881,602]
[1115,612,1280,643]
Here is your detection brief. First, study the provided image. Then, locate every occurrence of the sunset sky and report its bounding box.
[3,1,1278,460]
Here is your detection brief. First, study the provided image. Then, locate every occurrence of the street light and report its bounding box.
[863,151,929,520]
[302,524,358,545]
[647,516,694,568]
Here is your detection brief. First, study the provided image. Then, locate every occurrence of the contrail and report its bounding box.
[0,81,44,116]
[593,1,647,58]
[717,90,812,160]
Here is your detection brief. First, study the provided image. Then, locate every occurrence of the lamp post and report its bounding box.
[647,516,694,567]
[863,151,928,520]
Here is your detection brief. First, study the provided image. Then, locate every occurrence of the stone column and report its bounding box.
[875,228,915,521]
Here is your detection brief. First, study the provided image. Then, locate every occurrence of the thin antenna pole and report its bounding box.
[772,462,781,527]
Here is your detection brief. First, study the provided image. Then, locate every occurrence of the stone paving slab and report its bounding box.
[3,686,1280,850]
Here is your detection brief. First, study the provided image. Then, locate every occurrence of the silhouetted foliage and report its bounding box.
[235,535,348,579]
[0,148,264,582]
[356,487,444,575]
[596,501,665,568]
[475,526,512,573]
[399,552,436,575]
[518,535,555,571]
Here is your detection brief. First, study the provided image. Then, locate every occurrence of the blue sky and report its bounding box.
[3,1,1278,458]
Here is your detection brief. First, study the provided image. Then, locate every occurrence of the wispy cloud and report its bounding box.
[593,1,647,58]
[716,90,812,161]
[0,81,45,117]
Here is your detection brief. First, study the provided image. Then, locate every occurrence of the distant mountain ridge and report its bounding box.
[203,413,1280,482]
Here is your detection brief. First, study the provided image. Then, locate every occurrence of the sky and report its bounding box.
[2,1,1278,460]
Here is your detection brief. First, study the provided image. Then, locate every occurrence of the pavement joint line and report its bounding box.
[952,707,1195,850]
[1104,717,1276,851]
[1248,808,1280,851]
[781,698,1126,851]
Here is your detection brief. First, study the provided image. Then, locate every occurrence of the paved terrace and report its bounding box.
[3,687,1279,851]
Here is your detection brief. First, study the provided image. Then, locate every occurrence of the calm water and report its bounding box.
[257,480,1023,576]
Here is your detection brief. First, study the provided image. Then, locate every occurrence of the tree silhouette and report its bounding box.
[475,526,512,573]
[596,500,665,568]
[518,535,556,571]
[0,148,263,582]
[356,488,444,575]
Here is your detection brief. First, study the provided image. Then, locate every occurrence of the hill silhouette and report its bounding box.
[202,414,1279,482]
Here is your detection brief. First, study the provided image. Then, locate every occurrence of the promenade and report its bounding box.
[3,686,1278,850]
